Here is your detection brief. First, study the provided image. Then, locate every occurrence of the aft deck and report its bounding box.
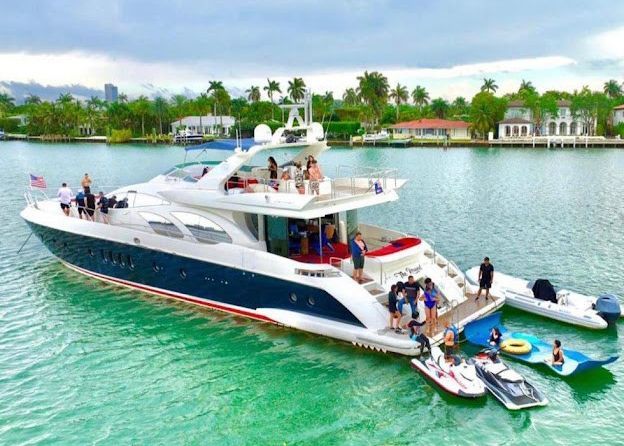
[377,293,504,353]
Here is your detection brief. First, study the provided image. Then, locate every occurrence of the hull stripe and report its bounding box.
[62,262,277,324]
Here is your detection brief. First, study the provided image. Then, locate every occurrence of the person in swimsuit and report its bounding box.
[488,327,502,346]
[422,278,440,334]
[307,159,322,195]
[550,339,565,366]
[387,284,401,333]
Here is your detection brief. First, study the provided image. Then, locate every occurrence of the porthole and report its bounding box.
[289,292,298,303]
[88,248,94,257]
[180,269,187,279]
[307,296,316,306]
[133,237,141,245]
[152,262,161,272]
[118,254,126,268]
[127,256,134,270]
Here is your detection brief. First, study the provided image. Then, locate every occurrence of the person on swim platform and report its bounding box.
[405,312,430,356]
[422,278,440,334]
[489,327,502,346]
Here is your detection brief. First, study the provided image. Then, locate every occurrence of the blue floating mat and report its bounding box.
[464,312,618,377]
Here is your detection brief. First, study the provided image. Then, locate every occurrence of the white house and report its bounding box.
[171,115,236,135]
[613,104,624,126]
[498,100,586,139]
[391,118,470,140]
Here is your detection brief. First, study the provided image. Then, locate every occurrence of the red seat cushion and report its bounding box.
[367,237,421,257]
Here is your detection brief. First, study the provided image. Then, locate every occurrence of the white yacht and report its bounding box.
[21,97,503,356]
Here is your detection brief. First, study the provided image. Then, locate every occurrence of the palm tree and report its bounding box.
[481,78,498,94]
[264,78,281,120]
[0,92,15,117]
[411,86,429,109]
[152,96,169,134]
[342,88,359,106]
[518,79,536,95]
[24,94,41,105]
[263,79,281,103]
[131,95,151,136]
[171,94,188,131]
[451,96,469,117]
[430,98,449,119]
[118,93,129,103]
[287,77,306,102]
[207,80,226,126]
[194,93,212,134]
[356,71,389,126]
[603,79,623,99]
[85,96,105,134]
[389,83,409,120]
[246,85,261,103]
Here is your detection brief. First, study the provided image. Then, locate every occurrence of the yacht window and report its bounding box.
[101,249,108,263]
[139,212,184,238]
[179,269,187,279]
[127,255,134,270]
[171,212,232,244]
[109,251,116,265]
[129,192,169,208]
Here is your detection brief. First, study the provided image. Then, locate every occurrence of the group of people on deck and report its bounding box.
[267,155,323,195]
[57,173,127,223]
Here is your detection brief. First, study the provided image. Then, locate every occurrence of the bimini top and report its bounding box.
[185,138,256,152]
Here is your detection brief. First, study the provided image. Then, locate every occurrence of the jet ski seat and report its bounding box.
[488,362,523,382]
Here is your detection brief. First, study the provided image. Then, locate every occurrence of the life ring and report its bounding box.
[500,338,532,355]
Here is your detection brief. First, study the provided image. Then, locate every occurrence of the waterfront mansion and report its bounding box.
[497,100,589,139]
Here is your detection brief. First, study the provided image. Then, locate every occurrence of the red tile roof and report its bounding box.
[391,118,469,129]
[614,104,624,110]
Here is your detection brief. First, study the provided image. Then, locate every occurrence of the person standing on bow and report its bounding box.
[476,256,494,302]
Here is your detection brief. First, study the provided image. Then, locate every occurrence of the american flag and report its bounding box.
[29,174,47,189]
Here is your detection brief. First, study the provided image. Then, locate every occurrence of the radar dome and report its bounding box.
[254,124,272,143]
[311,122,324,141]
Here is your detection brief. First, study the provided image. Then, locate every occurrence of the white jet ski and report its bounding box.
[466,267,621,330]
[470,350,548,410]
[410,346,486,398]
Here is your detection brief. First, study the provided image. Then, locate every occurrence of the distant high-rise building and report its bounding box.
[104,83,118,102]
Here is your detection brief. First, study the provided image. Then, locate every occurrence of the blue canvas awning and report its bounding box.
[184,138,256,152]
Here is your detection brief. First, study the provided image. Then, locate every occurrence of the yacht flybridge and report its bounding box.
[21,95,503,356]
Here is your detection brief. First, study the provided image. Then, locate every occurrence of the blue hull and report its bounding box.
[27,222,364,327]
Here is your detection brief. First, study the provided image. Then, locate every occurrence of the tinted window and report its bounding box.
[139,212,184,238]
[129,192,169,207]
[171,212,232,244]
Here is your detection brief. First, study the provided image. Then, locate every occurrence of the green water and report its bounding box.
[1,141,622,445]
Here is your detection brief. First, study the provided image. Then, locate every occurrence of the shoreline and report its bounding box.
[3,134,624,149]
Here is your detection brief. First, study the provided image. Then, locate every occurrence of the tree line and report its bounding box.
[0,74,623,140]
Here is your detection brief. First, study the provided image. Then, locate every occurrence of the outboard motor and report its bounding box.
[595,294,622,324]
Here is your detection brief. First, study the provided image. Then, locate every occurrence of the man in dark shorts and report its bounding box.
[84,186,96,221]
[404,275,421,316]
[97,191,110,224]
[405,313,430,356]
[75,188,86,219]
[476,256,494,302]
[387,284,401,333]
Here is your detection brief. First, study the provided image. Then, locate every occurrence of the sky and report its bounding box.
[1,0,624,102]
